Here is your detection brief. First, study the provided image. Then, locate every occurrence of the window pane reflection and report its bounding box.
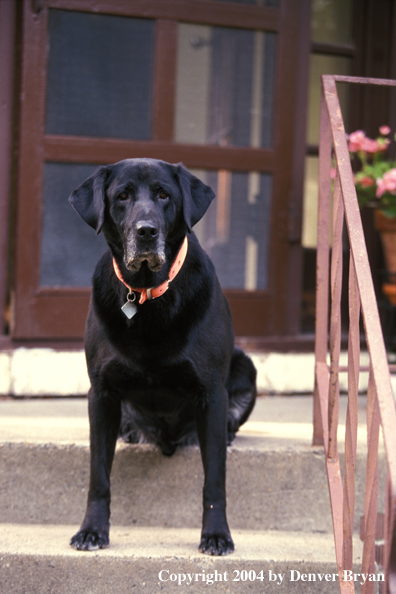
[46,10,154,139]
[307,54,351,146]
[40,163,107,287]
[302,156,319,249]
[175,24,276,148]
[311,0,353,44]
[193,170,272,289]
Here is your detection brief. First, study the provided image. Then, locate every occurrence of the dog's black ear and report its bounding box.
[175,164,215,230]
[69,166,109,234]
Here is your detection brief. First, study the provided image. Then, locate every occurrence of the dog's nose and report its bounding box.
[136,223,159,241]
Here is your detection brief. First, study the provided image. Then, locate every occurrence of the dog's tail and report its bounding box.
[226,347,257,444]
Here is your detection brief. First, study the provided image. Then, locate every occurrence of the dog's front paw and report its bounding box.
[199,533,234,556]
[70,528,109,551]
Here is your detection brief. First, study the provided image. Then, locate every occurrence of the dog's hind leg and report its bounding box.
[226,347,257,444]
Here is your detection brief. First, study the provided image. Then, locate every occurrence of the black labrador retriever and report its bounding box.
[69,158,256,556]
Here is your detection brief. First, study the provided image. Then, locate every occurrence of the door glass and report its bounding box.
[193,170,272,289]
[175,23,277,147]
[307,54,351,146]
[311,0,352,44]
[303,54,351,249]
[45,10,154,139]
[302,156,319,249]
[40,163,107,287]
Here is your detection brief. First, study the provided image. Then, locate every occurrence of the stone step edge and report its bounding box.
[0,525,373,594]
[0,524,351,564]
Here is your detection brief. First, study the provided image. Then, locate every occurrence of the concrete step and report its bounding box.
[0,395,377,593]
[0,440,332,532]
[0,396,385,533]
[0,524,364,594]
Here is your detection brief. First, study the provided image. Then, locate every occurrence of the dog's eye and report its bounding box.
[158,191,169,201]
[118,192,128,201]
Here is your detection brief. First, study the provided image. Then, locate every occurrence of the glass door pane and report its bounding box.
[175,23,276,148]
[46,10,155,139]
[307,54,351,146]
[311,0,353,44]
[40,163,107,287]
[194,170,272,290]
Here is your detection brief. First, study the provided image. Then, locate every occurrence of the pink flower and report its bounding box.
[380,125,391,135]
[361,138,381,153]
[348,130,366,152]
[348,129,391,154]
[376,168,396,198]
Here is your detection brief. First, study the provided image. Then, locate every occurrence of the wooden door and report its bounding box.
[12,0,310,340]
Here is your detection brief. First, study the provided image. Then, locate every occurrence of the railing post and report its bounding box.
[343,254,360,571]
[361,370,380,594]
[313,82,332,447]
[328,173,343,462]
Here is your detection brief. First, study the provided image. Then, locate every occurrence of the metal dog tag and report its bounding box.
[121,301,137,319]
[121,292,137,319]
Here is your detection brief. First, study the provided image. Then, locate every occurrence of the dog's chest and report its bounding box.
[104,354,203,399]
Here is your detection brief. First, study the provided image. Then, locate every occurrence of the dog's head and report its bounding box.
[69,159,215,273]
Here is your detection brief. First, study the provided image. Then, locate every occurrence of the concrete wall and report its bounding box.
[0,348,376,397]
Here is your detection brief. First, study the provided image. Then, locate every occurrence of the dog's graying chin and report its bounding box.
[126,252,166,272]
[123,238,166,272]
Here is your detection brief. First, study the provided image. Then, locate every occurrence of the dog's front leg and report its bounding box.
[195,385,234,556]
[70,389,121,551]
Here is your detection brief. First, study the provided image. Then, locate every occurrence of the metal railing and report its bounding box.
[314,74,396,593]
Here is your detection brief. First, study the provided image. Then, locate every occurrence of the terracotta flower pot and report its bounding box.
[374,210,396,284]
[382,283,396,306]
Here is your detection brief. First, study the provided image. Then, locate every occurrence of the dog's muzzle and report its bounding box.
[124,223,166,272]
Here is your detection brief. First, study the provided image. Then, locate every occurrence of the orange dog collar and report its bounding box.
[113,236,188,313]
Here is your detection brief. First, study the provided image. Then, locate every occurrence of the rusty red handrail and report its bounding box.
[314,74,396,593]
